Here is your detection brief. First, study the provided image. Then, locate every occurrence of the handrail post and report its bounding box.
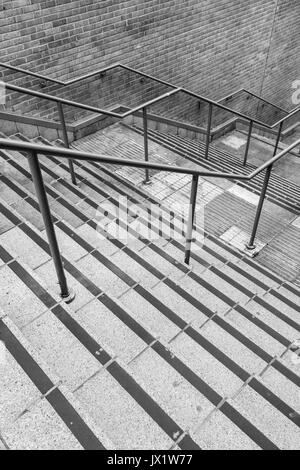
[243,120,253,166]
[246,164,273,251]
[57,102,77,186]
[273,121,283,156]
[184,175,199,265]
[143,106,151,184]
[27,150,75,303]
[204,103,213,160]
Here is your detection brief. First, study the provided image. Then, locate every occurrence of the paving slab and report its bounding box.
[169,334,244,397]
[199,321,267,375]
[22,311,102,391]
[0,212,14,236]
[129,348,214,430]
[42,225,87,262]
[226,310,287,358]
[180,276,229,315]
[245,299,300,343]
[2,399,82,450]
[151,283,208,326]
[190,410,260,450]
[228,186,260,206]
[11,199,45,231]
[75,299,146,364]
[75,367,173,450]
[227,386,300,450]
[0,350,42,429]
[0,226,51,269]
[0,265,47,328]
[119,289,180,342]
[76,223,119,257]
[76,254,129,299]
[258,367,300,415]
[111,250,158,289]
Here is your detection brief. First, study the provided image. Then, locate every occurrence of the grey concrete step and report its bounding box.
[1,143,299,350]
[0,198,299,451]
[0,310,112,450]
[1,140,299,347]
[0,240,205,449]
[1,133,300,449]
[0,200,300,450]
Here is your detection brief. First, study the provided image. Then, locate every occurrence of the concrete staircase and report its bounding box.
[0,129,300,450]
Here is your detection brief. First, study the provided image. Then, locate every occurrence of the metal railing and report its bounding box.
[1,61,299,181]
[0,136,299,302]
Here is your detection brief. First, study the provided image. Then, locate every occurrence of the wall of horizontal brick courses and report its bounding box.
[261,0,300,110]
[0,0,299,122]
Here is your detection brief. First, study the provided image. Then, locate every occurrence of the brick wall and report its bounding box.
[0,0,299,120]
[261,0,300,110]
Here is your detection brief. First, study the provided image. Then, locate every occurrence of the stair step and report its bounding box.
[0,243,203,449]
[1,143,298,338]
[0,311,112,450]
[2,196,300,450]
[1,131,300,449]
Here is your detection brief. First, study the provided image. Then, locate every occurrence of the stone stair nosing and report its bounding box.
[0,137,300,448]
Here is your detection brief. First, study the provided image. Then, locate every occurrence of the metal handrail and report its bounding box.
[0,135,299,302]
[3,82,181,120]
[0,135,299,180]
[1,61,294,129]
[3,61,300,170]
[217,87,289,115]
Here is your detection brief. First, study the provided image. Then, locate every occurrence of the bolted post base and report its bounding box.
[61,288,76,304]
[245,244,256,251]
[142,179,152,186]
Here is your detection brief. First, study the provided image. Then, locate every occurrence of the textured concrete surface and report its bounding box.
[0,266,47,329]
[75,299,146,365]
[0,126,300,450]
[92,124,299,284]
[190,410,260,450]
[2,400,83,451]
[75,368,174,450]
[22,311,102,391]
[129,348,215,430]
[0,351,42,430]
[228,387,300,450]
[217,130,300,185]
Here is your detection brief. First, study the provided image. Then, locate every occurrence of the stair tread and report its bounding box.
[1,129,300,450]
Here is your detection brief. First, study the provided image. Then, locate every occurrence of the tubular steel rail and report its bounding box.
[1,61,300,179]
[0,136,299,301]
